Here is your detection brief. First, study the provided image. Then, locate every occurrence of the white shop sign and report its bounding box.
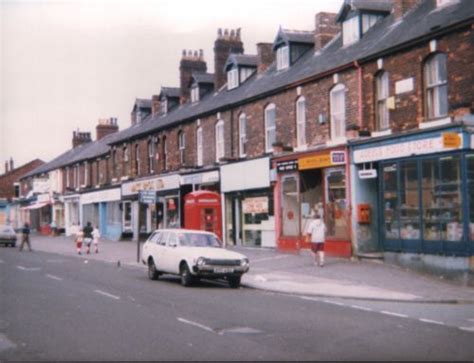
[81,188,121,205]
[395,77,414,94]
[33,178,50,194]
[181,170,219,185]
[122,174,180,196]
[353,134,462,164]
[221,157,270,193]
[37,193,51,203]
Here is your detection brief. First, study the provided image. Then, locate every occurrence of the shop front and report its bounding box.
[121,174,181,240]
[64,194,81,236]
[351,124,474,271]
[80,187,122,240]
[21,193,52,234]
[220,157,274,248]
[274,148,352,257]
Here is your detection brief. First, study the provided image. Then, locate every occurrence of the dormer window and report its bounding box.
[161,99,168,115]
[276,45,289,70]
[343,16,360,46]
[437,0,456,7]
[227,68,239,90]
[191,85,199,103]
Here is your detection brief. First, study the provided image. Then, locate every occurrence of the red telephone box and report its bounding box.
[184,191,222,241]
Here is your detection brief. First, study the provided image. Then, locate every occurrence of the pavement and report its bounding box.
[17,233,474,304]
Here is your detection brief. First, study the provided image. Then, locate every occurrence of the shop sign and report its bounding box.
[358,169,378,179]
[242,197,268,214]
[354,134,463,163]
[298,151,346,170]
[443,133,461,148]
[33,178,50,194]
[122,174,180,196]
[81,188,121,205]
[276,160,298,173]
[181,171,219,185]
[221,157,270,193]
[37,193,51,203]
[139,190,157,204]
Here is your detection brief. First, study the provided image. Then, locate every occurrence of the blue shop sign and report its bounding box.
[139,190,157,204]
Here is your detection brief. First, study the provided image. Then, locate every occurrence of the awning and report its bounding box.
[21,202,50,210]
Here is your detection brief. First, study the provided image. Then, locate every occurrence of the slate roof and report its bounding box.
[225,54,258,71]
[136,98,152,109]
[192,72,215,85]
[337,0,393,22]
[109,0,473,146]
[160,87,180,99]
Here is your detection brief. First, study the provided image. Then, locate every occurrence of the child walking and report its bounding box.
[76,230,84,255]
[305,211,327,267]
[92,225,101,254]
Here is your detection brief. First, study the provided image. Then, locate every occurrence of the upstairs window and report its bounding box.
[74,164,79,188]
[296,97,306,147]
[83,161,88,186]
[376,71,390,130]
[161,99,168,115]
[197,127,203,167]
[162,136,168,171]
[123,145,130,176]
[240,67,254,83]
[265,104,276,152]
[227,68,239,90]
[191,86,199,103]
[342,16,359,46]
[424,53,448,120]
[135,144,140,176]
[66,167,70,188]
[112,148,117,178]
[215,120,225,162]
[362,14,381,34]
[148,140,154,173]
[239,113,247,157]
[330,84,346,140]
[276,46,289,70]
[178,131,186,165]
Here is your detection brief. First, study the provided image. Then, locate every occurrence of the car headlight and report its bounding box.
[241,258,250,267]
[196,257,206,267]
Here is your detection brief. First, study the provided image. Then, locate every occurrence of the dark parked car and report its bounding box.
[0,225,17,247]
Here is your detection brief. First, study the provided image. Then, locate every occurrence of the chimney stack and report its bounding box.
[214,28,244,89]
[72,130,92,148]
[256,43,274,74]
[96,118,119,141]
[4,160,8,174]
[9,157,14,171]
[314,12,339,53]
[151,95,160,115]
[179,49,207,104]
[393,0,421,20]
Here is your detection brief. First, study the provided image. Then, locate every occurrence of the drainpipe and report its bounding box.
[354,60,363,128]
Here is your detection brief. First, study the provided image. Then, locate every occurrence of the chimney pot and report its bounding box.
[314,12,339,53]
[5,161,8,174]
[214,27,244,89]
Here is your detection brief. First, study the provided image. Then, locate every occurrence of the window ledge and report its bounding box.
[294,145,308,152]
[120,176,130,181]
[371,129,392,138]
[326,137,347,147]
[419,117,451,129]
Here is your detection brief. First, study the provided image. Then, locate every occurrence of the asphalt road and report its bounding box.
[1,248,474,361]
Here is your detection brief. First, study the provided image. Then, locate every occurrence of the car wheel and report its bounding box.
[228,276,241,288]
[147,258,160,280]
[180,263,194,287]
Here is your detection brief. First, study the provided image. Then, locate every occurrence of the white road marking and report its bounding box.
[459,326,474,332]
[350,305,373,312]
[380,311,409,318]
[251,255,291,263]
[16,266,41,271]
[46,274,63,281]
[177,317,214,333]
[419,318,445,325]
[300,296,321,302]
[323,299,346,306]
[94,290,120,300]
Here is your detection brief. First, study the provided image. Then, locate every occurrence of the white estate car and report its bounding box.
[142,229,250,288]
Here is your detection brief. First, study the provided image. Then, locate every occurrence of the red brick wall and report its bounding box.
[1,159,44,199]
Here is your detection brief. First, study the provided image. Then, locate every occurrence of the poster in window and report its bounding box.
[242,197,268,214]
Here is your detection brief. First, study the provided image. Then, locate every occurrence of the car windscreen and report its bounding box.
[0,225,14,234]
[177,233,221,248]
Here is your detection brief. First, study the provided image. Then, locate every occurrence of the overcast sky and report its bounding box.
[0,0,341,171]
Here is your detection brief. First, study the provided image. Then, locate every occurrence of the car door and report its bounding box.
[165,231,182,274]
[143,231,160,261]
[155,231,169,272]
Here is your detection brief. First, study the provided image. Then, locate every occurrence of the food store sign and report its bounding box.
[122,175,180,196]
[298,151,346,170]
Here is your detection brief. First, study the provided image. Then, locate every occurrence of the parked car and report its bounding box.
[142,229,250,288]
[0,225,17,247]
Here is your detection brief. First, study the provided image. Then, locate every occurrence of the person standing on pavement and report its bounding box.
[83,222,93,255]
[19,222,32,252]
[305,211,326,267]
[92,225,101,254]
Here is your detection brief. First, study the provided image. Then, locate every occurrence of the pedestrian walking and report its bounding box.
[50,220,57,237]
[75,230,84,255]
[92,225,100,254]
[19,222,32,252]
[305,210,326,267]
[83,221,93,255]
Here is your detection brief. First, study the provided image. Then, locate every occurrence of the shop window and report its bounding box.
[424,53,448,120]
[241,194,273,247]
[399,160,420,240]
[467,154,474,242]
[325,168,349,239]
[300,169,323,235]
[281,174,300,236]
[438,155,462,241]
[421,159,441,241]
[166,196,180,228]
[107,202,121,226]
[383,164,398,239]
[123,201,132,232]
